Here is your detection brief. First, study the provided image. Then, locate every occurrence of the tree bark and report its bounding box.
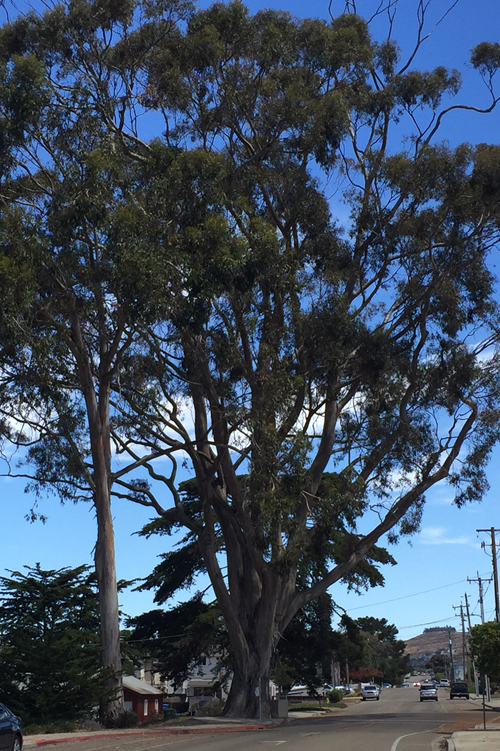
[94,477,123,720]
[73,307,124,722]
[218,563,293,718]
[223,657,271,718]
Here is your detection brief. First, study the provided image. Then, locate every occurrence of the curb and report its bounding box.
[469,697,500,713]
[24,723,282,747]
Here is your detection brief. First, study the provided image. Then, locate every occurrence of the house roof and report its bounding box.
[186,679,216,688]
[123,675,164,695]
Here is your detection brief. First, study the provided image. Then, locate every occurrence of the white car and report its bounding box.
[419,683,439,702]
[361,685,380,701]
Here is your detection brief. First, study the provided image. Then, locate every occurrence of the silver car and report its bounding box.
[361,685,380,701]
[419,683,438,702]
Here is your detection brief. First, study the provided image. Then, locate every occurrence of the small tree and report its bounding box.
[469,621,500,683]
[0,564,103,725]
[355,617,410,685]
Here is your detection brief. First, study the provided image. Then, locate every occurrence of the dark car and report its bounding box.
[450,682,469,700]
[0,703,22,751]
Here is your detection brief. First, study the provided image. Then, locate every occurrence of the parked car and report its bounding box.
[287,686,310,697]
[450,682,470,700]
[361,685,380,701]
[419,683,439,702]
[382,683,392,689]
[439,678,450,687]
[0,703,22,751]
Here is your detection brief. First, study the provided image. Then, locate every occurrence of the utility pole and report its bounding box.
[468,573,492,701]
[461,604,468,682]
[452,604,467,681]
[464,593,479,696]
[447,627,455,682]
[468,572,492,623]
[476,528,500,622]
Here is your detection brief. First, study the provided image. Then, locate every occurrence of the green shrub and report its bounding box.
[141,712,164,725]
[326,689,344,704]
[195,699,225,716]
[23,721,77,736]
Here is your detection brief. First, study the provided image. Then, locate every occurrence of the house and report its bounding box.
[123,675,164,723]
[135,655,227,711]
[135,655,280,712]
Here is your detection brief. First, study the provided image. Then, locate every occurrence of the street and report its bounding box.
[32,688,495,751]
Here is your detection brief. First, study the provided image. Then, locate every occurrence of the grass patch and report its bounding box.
[288,703,328,711]
[23,721,78,735]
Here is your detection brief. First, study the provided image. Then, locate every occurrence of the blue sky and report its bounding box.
[1,0,500,642]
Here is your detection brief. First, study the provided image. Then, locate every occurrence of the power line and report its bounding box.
[347,575,490,612]
[477,528,500,622]
[397,614,460,631]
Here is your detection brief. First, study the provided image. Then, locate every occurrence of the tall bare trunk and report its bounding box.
[77,335,124,721]
[94,475,123,720]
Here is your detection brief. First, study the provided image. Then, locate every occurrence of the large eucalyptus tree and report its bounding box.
[1,0,500,719]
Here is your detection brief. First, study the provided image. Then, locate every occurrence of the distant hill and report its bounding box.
[404,629,466,664]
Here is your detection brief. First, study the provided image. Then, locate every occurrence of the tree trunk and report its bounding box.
[219,570,292,719]
[223,655,272,718]
[95,476,124,721]
[78,338,124,722]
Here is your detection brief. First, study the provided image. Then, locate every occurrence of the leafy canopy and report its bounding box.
[1,0,500,717]
[469,621,500,682]
[0,564,104,724]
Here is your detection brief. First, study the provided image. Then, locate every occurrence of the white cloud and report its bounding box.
[418,526,469,546]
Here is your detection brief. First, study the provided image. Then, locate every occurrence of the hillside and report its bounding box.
[404,629,466,662]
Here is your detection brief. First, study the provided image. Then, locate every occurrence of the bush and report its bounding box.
[326,689,344,704]
[103,710,139,729]
[141,712,163,725]
[23,721,77,736]
[195,699,225,717]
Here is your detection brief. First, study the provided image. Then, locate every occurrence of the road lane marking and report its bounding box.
[390,730,431,751]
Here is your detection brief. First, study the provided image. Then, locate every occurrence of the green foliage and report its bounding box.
[424,626,455,633]
[471,42,500,77]
[469,621,500,681]
[22,721,78,736]
[126,597,228,689]
[1,0,500,718]
[195,699,225,716]
[103,710,140,728]
[0,564,106,725]
[425,654,449,674]
[326,688,344,703]
[273,593,339,692]
[337,616,410,686]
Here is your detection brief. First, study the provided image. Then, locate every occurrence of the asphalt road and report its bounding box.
[40,688,486,751]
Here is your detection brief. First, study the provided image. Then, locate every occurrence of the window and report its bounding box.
[144,699,148,716]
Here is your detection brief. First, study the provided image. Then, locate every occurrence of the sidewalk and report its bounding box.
[448,694,500,751]
[23,717,284,747]
[23,697,500,750]
[23,705,342,747]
